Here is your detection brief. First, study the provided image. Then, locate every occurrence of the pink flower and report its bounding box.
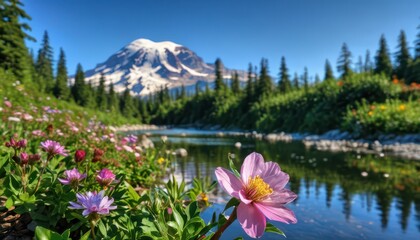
[215,152,297,238]
[96,168,117,187]
[59,168,87,187]
[4,100,12,108]
[40,140,69,157]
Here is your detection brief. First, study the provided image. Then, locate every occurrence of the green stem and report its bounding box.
[33,155,51,194]
[90,222,96,240]
[210,206,238,240]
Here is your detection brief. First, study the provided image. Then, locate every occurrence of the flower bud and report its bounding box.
[74,149,86,163]
[20,152,29,165]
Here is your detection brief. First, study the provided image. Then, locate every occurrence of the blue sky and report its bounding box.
[24,0,420,80]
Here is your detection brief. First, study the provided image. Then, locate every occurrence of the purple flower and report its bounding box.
[59,168,86,187]
[40,140,68,157]
[215,152,297,238]
[96,168,117,188]
[69,190,117,217]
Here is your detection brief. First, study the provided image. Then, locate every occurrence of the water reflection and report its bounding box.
[137,130,420,239]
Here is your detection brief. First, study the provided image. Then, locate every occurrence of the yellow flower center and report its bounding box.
[244,175,273,201]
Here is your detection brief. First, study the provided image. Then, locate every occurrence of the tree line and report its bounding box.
[1,0,419,132]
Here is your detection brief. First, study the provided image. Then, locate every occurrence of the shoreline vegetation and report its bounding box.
[116,124,420,160]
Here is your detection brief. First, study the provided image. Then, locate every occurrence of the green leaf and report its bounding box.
[182,217,205,240]
[124,181,140,201]
[80,230,91,240]
[97,220,108,237]
[186,201,199,219]
[172,207,185,230]
[5,197,13,209]
[35,226,71,240]
[223,197,240,213]
[265,222,286,237]
[229,158,241,178]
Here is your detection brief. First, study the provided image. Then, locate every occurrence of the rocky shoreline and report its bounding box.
[115,125,420,160]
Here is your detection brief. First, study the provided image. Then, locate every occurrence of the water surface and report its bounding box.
[135,128,420,240]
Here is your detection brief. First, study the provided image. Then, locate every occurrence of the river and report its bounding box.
[133,128,420,240]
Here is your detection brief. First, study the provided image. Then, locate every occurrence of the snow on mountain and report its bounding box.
[80,38,245,96]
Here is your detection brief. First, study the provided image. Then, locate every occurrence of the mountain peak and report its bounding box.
[81,38,245,96]
[125,38,181,54]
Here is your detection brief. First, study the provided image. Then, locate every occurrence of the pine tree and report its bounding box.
[357,56,363,73]
[302,67,309,91]
[107,83,119,112]
[292,72,299,89]
[278,56,291,93]
[96,73,107,110]
[71,63,87,106]
[245,63,254,98]
[36,31,54,92]
[314,74,320,85]
[364,50,373,73]
[255,58,273,97]
[337,43,353,79]
[231,71,240,93]
[324,59,334,80]
[0,0,33,82]
[119,87,135,118]
[178,84,186,100]
[374,35,393,77]
[53,48,70,99]
[214,58,226,92]
[394,30,412,81]
[415,24,420,60]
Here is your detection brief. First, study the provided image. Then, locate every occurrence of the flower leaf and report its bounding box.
[228,158,241,178]
[223,197,240,213]
[265,222,286,237]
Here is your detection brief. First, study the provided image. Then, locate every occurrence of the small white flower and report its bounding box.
[8,117,21,122]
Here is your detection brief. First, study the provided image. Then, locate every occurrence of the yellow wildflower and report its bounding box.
[157,157,165,165]
[380,105,386,111]
[368,111,373,116]
[399,105,406,111]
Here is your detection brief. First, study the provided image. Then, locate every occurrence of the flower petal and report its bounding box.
[58,178,70,185]
[237,202,266,238]
[239,189,252,205]
[241,152,264,184]
[254,202,297,224]
[215,167,243,198]
[264,189,297,205]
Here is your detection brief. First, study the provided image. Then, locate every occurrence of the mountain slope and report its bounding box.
[81,38,245,96]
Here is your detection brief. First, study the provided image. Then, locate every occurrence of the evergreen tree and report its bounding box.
[374,35,393,77]
[415,24,420,60]
[394,30,412,81]
[71,63,87,106]
[194,82,201,96]
[364,50,373,73]
[278,56,291,93]
[119,87,135,118]
[314,74,320,85]
[107,83,119,112]
[337,43,353,79]
[177,84,186,100]
[231,71,240,93]
[245,63,254,98]
[292,72,299,89]
[214,58,226,92]
[36,31,54,92]
[302,67,309,91]
[324,59,334,80]
[0,0,33,82]
[357,56,363,73]
[96,73,107,110]
[53,48,70,99]
[255,58,273,97]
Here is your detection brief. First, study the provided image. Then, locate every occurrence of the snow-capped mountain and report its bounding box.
[81,38,245,96]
